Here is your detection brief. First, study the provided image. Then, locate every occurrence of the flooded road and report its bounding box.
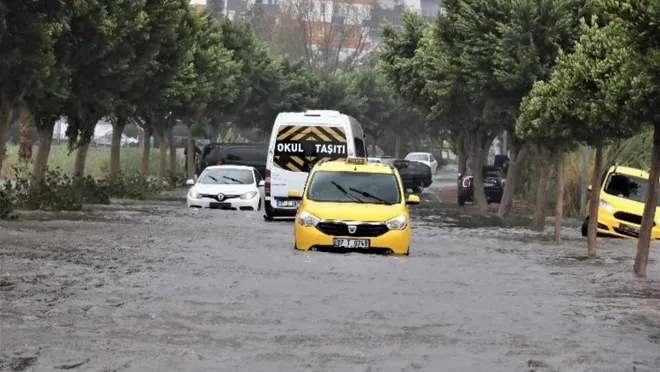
[1,180,659,371]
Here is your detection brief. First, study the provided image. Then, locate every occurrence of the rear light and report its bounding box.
[462,177,471,188]
[501,179,507,188]
[217,160,223,165]
[265,169,271,196]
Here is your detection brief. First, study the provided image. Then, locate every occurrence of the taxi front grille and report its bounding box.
[316,222,389,237]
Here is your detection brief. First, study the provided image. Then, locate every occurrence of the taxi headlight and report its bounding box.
[188,189,202,199]
[386,214,407,230]
[298,210,320,227]
[241,191,258,199]
[599,199,615,212]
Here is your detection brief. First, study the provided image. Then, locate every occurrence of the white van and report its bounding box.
[264,110,367,219]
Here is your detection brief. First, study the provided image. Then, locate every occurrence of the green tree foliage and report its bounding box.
[0,1,71,175]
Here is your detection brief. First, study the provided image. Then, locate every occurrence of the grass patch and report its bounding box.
[2,144,184,179]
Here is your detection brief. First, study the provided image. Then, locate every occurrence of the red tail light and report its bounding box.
[265,169,271,196]
[462,177,471,188]
[501,179,507,188]
[217,160,223,165]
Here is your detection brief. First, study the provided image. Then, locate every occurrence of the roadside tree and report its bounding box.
[0,2,68,176]
[517,16,646,256]
[492,0,586,218]
[593,0,660,277]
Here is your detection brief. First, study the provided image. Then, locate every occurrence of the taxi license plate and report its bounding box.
[277,199,300,208]
[333,238,370,249]
[620,225,640,236]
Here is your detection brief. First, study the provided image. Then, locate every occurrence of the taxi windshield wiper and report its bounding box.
[349,187,394,205]
[331,181,364,203]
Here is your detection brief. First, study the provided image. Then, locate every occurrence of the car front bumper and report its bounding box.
[293,223,411,255]
[187,196,260,210]
[595,211,660,239]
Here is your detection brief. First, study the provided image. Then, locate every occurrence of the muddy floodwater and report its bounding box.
[1,193,659,371]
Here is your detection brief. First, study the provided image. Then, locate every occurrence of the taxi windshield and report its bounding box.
[603,173,660,206]
[306,171,401,204]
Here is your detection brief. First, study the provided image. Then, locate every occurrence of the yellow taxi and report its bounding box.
[583,165,660,239]
[288,157,420,255]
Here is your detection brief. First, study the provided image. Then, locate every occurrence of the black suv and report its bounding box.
[199,143,268,177]
[457,164,507,205]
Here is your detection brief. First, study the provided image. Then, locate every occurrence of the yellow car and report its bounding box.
[289,157,420,255]
[583,165,660,239]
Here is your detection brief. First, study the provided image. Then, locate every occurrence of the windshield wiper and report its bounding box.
[349,187,395,205]
[331,181,364,203]
[207,175,227,184]
[222,175,244,184]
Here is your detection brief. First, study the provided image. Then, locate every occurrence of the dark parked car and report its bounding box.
[198,143,268,177]
[457,165,507,205]
[392,159,432,192]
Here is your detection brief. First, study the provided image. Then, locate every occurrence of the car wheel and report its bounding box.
[581,217,589,237]
[457,191,465,206]
[264,203,275,221]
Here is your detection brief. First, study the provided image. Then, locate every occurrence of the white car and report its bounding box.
[186,165,265,210]
[367,157,382,163]
[404,152,438,175]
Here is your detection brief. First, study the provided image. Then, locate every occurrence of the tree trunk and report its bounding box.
[394,134,401,158]
[168,130,177,177]
[31,120,55,186]
[456,134,468,176]
[73,140,90,181]
[470,132,488,213]
[187,130,195,180]
[0,105,15,177]
[140,119,152,177]
[157,131,167,188]
[554,150,565,241]
[634,125,660,277]
[587,144,604,258]
[497,141,525,218]
[531,147,553,232]
[110,115,128,176]
[18,110,32,162]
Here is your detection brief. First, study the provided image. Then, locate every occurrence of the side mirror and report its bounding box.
[288,190,301,198]
[587,184,592,192]
[406,194,420,205]
[186,179,195,186]
[258,180,265,187]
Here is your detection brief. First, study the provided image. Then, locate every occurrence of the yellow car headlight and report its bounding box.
[188,189,202,199]
[298,210,320,227]
[599,199,615,212]
[386,214,407,230]
[240,191,258,199]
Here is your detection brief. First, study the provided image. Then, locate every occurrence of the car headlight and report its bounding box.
[599,199,615,212]
[188,189,201,199]
[386,214,407,230]
[297,210,320,227]
[241,191,258,199]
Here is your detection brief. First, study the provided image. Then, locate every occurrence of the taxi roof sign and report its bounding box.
[345,157,367,164]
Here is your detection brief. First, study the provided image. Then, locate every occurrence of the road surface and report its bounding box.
[1,172,659,372]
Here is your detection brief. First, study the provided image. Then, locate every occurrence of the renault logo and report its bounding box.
[348,225,357,234]
[217,193,225,201]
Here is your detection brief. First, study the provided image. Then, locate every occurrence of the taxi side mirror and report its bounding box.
[288,190,302,198]
[587,184,592,192]
[406,194,420,205]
